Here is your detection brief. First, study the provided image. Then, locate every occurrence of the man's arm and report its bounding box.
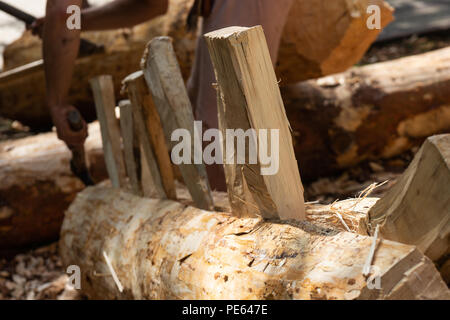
[42,0,168,147]
[44,0,86,147]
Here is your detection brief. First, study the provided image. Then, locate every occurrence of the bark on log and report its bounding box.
[0,123,107,254]
[285,47,450,181]
[59,186,450,300]
[0,0,392,129]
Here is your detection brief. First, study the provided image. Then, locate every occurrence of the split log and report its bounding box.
[141,37,214,210]
[123,72,167,199]
[90,75,127,188]
[205,26,305,220]
[0,0,393,129]
[123,71,175,199]
[285,46,450,181]
[0,123,107,253]
[59,186,450,300]
[365,134,450,264]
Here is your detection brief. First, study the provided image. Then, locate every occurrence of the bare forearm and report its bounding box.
[82,0,168,31]
[43,0,82,109]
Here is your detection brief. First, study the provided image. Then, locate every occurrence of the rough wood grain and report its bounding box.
[90,75,127,188]
[119,100,142,196]
[142,37,213,210]
[0,122,107,253]
[59,186,450,300]
[123,72,167,199]
[205,26,305,220]
[365,134,450,264]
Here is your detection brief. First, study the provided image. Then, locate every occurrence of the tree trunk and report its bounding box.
[0,0,392,129]
[285,46,450,181]
[0,123,107,254]
[59,186,450,300]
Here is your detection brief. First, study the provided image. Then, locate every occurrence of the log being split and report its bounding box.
[0,123,107,253]
[119,100,142,196]
[59,186,450,300]
[205,26,305,220]
[366,134,450,264]
[284,46,450,181]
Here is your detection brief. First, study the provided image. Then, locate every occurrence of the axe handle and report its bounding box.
[0,1,35,25]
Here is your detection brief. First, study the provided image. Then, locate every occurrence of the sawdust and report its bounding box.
[0,243,81,300]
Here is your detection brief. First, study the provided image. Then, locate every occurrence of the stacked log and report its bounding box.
[285,47,450,180]
[2,46,450,251]
[0,0,393,129]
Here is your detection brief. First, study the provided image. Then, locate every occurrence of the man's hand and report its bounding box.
[50,105,88,147]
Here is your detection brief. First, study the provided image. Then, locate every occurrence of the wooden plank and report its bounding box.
[141,37,213,210]
[205,26,305,221]
[122,72,176,200]
[119,100,142,196]
[366,134,450,263]
[123,71,166,199]
[89,75,127,188]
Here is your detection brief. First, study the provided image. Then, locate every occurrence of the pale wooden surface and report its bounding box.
[123,71,166,199]
[90,75,127,188]
[205,26,305,221]
[119,100,142,196]
[142,36,214,210]
[367,134,450,263]
[60,186,450,300]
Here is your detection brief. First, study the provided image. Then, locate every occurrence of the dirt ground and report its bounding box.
[0,31,448,299]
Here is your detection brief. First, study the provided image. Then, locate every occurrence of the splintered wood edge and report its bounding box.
[141,36,173,70]
[204,26,253,39]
